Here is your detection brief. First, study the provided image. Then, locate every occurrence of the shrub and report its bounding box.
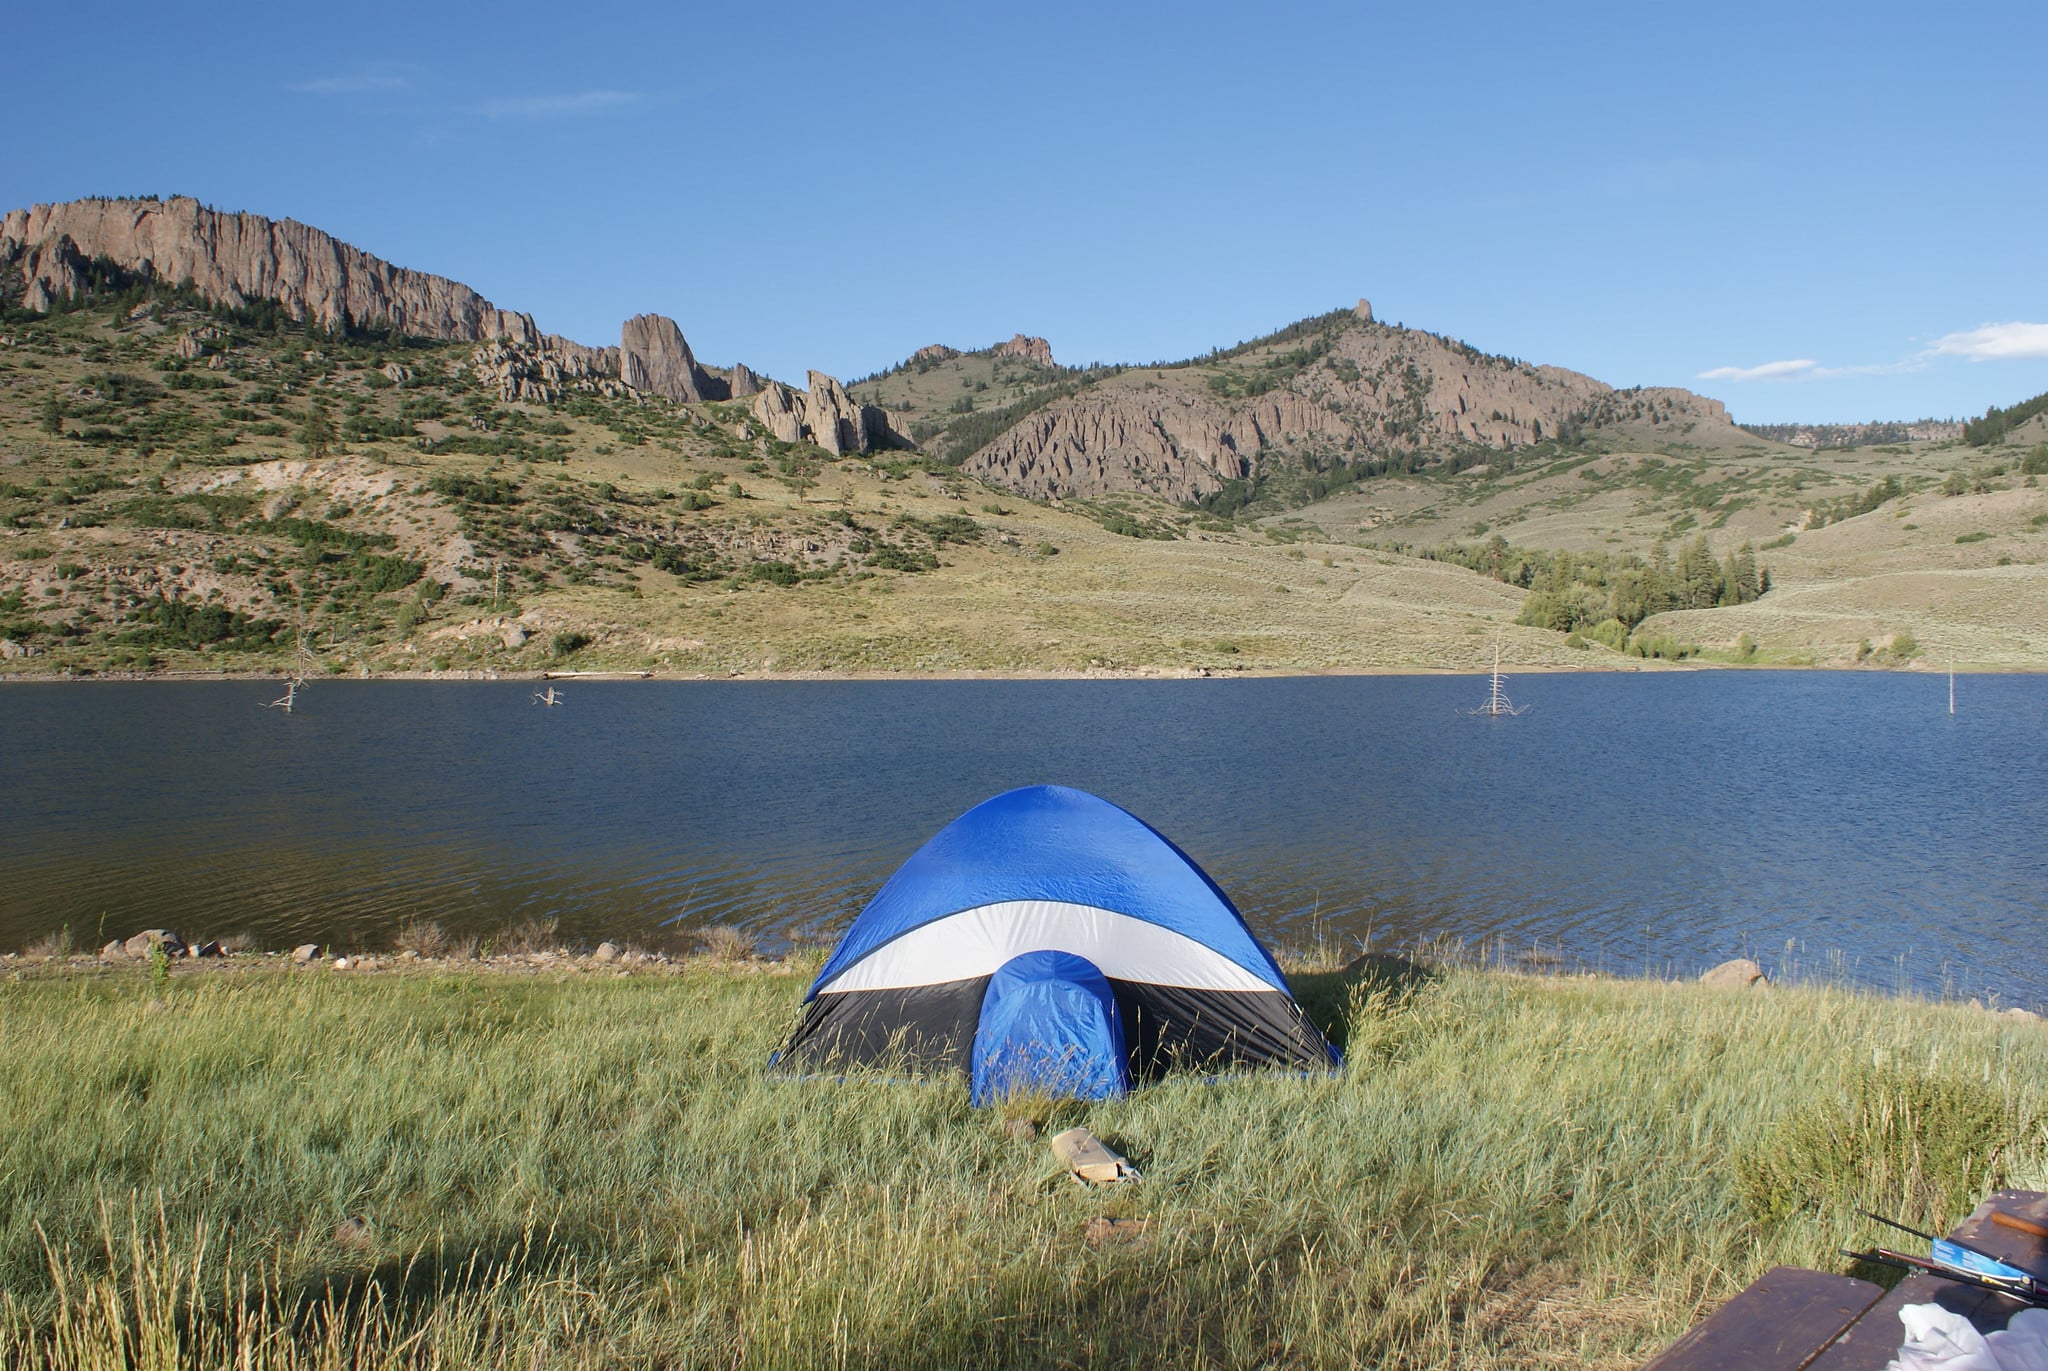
[497,916,559,955]
[392,919,453,958]
[1584,618,1630,651]
[22,927,72,959]
[550,631,591,658]
[701,925,755,961]
[1735,1062,2026,1229]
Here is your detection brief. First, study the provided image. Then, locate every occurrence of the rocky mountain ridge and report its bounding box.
[4,195,1748,512]
[1,196,796,416]
[3,197,548,345]
[958,317,1739,503]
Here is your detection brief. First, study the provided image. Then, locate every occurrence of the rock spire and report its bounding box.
[620,313,712,403]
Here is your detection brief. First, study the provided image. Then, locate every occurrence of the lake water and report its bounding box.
[2,673,2043,1003]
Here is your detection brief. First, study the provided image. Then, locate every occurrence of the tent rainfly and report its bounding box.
[776,785,1338,1104]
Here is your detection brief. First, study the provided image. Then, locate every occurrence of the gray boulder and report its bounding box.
[292,943,322,964]
[124,929,186,958]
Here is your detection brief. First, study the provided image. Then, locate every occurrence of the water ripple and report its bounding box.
[2,675,2044,1001]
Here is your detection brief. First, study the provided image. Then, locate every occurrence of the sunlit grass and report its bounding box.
[2,961,2043,1368]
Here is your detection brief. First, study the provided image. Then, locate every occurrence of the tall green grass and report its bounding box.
[1,963,2043,1368]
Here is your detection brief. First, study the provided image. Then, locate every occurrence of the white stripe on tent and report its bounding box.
[815,900,1276,995]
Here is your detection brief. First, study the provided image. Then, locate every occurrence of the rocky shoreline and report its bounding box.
[11,928,2041,1023]
[10,661,2021,684]
[3,924,799,982]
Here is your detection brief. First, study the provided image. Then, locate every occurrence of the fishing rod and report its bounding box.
[1840,1209,2048,1309]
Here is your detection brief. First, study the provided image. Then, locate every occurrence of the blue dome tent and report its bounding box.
[777,785,1338,1104]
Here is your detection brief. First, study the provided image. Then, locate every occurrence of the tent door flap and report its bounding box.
[971,950,1129,1106]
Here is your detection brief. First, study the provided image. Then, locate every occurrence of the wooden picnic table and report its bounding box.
[1641,1189,2048,1371]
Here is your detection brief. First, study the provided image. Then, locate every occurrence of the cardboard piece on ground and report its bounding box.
[1050,1127,1139,1184]
[1084,1217,1152,1247]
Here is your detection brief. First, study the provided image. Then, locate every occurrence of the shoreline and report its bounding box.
[0,661,2036,683]
[8,938,2041,1020]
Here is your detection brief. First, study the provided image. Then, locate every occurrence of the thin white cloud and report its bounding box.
[1700,321,2048,386]
[1925,322,2048,362]
[292,66,410,95]
[1808,359,1926,380]
[475,90,644,120]
[1698,359,1819,382]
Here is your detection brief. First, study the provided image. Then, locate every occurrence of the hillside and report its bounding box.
[2,196,2044,677]
[851,304,1746,512]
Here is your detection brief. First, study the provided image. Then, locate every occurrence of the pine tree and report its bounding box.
[39,392,64,435]
[300,398,335,459]
[1646,540,1675,615]
[1734,542,1760,602]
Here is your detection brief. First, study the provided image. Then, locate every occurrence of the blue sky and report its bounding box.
[4,1,2043,424]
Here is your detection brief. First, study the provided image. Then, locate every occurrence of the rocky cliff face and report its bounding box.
[0,198,765,411]
[2,197,549,344]
[956,319,1733,503]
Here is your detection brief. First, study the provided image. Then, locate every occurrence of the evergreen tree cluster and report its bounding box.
[1964,389,2048,446]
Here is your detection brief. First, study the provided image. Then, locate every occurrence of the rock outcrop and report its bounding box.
[750,371,904,455]
[752,382,807,445]
[620,313,711,403]
[2,196,546,343]
[909,336,1054,368]
[989,333,1055,366]
[465,339,626,404]
[804,370,867,455]
[726,362,763,399]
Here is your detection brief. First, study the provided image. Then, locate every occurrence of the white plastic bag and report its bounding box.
[1885,1304,2048,1371]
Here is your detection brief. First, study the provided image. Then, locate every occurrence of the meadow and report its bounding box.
[3,952,2044,1369]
